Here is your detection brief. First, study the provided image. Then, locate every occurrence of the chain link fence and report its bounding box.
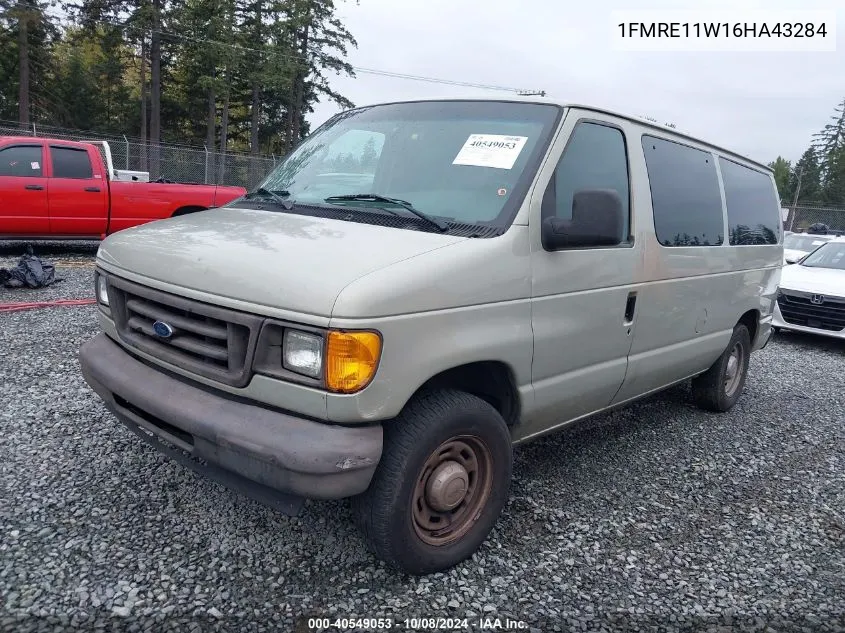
[0,120,278,190]
[783,202,845,233]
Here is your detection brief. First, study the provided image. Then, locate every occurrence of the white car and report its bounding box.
[773,239,845,339]
[782,232,838,264]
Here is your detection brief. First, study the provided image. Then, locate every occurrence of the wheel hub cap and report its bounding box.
[726,355,738,381]
[425,461,469,511]
[724,343,744,396]
[412,436,493,546]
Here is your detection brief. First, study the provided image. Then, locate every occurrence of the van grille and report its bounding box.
[107,276,263,387]
[777,291,845,332]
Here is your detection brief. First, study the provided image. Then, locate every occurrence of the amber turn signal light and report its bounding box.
[325,330,382,393]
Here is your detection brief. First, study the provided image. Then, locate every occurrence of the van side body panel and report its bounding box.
[517,110,782,440]
[328,227,534,423]
[612,126,781,404]
[519,110,641,440]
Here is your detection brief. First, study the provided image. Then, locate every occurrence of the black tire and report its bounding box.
[171,206,206,217]
[691,324,751,412]
[351,388,512,575]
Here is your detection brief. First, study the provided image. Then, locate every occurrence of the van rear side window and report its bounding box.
[719,157,780,245]
[642,135,724,247]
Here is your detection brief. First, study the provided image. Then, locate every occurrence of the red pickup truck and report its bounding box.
[0,136,247,238]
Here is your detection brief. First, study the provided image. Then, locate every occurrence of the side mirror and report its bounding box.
[541,188,624,250]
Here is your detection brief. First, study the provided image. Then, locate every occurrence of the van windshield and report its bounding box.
[247,100,562,232]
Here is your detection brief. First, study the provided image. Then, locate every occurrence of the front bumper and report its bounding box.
[773,303,845,340]
[753,315,774,351]
[79,333,383,514]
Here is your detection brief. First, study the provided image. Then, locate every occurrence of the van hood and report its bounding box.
[779,263,845,296]
[97,206,467,317]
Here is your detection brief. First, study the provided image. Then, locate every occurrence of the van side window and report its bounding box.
[50,146,94,179]
[642,135,724,247]
[719,157,780,245]
[542,121,630,244]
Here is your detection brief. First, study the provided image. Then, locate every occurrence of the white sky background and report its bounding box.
[307,0,845,165]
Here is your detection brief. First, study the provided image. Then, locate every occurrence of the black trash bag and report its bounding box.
[0,246,63,289]
[806,222,830,235]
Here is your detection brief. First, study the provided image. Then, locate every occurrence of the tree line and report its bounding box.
[769,98,845,208]
[0,0,357,156]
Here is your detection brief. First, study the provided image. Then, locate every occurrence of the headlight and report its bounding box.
[283,330,323,378]
[255,323,382,393]
[96,274,109,305]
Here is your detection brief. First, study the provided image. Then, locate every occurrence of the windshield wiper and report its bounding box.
[324,193,449,232]
[246,188,293,210]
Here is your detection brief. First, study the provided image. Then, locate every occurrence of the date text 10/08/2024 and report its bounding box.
[617,22,828,38]
[302,617,530,631]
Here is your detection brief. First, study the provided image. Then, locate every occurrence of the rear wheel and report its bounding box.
[691,324,751,412]
[351,389,512,575]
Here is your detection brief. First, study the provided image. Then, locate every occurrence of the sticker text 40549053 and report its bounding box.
[452,134,529,170]
[468,138,521,150]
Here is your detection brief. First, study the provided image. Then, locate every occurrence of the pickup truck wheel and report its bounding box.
[691,324,751,412]
[172,206,206,217]
[351,389,512,575]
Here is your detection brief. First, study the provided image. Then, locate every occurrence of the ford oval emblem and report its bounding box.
[152,320,174,338]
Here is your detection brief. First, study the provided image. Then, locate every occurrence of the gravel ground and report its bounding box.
[1,242,844,632]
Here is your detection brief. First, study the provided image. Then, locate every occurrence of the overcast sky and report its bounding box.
[308,0,844,166]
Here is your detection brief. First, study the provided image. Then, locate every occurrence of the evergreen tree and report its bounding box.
[0,0,357,157]
[788,148,823,205]
[0,0,57,125]
[283,0,356,151]
[360,135,377,170]
[767,156,791,201]
[821,144,845,206]
[813,99,845,206]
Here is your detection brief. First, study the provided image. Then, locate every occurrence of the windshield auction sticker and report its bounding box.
[452,134,529,170]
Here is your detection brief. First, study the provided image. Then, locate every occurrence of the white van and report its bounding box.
[80,97,784,575]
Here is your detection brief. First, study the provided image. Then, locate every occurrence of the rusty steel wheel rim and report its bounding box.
[724,341,745,397]
[411,435,494,547]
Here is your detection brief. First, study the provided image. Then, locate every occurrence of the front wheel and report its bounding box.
[351,389,512,575]
[691,324,751,412]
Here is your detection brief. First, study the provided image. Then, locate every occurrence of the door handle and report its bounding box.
[84,187,101,192]
[24,184,44,191]
[623,291,637,326]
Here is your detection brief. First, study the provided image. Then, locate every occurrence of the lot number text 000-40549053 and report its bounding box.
[301,616,530,630]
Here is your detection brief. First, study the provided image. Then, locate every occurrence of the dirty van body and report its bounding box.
[79,97,783,575]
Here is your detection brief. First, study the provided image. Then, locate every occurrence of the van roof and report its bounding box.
[354,94,773,173]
